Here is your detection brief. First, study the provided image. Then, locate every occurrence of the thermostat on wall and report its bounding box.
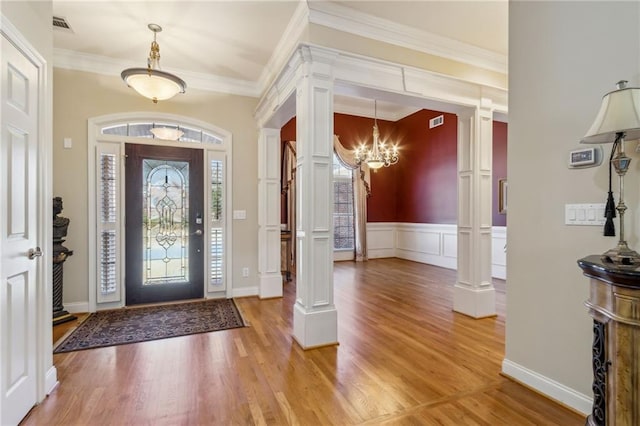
[568,146,602,168]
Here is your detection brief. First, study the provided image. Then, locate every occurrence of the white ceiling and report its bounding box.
[52,0,508,118]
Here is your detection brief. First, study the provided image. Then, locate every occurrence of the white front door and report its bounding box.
[0,33,40,426]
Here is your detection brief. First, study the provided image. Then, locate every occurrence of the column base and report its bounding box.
[259,273,283,299]
[293,303,338,349]
[453,284,496,318]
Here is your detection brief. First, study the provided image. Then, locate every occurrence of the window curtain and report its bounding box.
[333,135,370,261]
[282,137,370,263]
[281,141,297,270]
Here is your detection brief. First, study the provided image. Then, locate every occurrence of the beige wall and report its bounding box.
[53,68,259,305]
[508,1,640,398]
[1,1,52,58]
[307,23,507,91]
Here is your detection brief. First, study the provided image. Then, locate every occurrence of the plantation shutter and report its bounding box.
[96,142,122,303]
[208,151,225,291]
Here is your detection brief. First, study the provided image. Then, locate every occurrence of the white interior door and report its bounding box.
[0,33,40,426]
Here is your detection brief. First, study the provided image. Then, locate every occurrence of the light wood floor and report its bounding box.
[24,259,585,425]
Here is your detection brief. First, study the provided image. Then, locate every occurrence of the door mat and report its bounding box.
[54,299,245,353]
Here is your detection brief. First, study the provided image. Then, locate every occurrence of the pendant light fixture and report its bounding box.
[121,23,186,103]
[354,100,399,169]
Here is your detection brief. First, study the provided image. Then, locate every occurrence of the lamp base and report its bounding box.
[602,241,640,266]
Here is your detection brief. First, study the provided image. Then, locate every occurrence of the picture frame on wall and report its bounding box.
[499,179,507,214]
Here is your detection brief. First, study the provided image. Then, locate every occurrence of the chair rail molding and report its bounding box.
[366,222,507,279]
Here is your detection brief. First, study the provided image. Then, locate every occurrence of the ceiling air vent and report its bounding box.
[429,115,444,129]
[53,16,73,33]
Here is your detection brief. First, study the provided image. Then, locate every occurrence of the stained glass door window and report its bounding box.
[142,159,189,285]
[125,144,203,305]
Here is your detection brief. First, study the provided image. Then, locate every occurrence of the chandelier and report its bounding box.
[121,24,186,103]
[354,100,399,169]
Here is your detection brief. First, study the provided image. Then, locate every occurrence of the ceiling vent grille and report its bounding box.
[429,115,444,129]
[53,16,73,33]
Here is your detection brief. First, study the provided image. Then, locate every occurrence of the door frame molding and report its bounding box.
[0,13,57,406]
[87,112,233,311]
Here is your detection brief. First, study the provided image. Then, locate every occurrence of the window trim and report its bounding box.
[88,112,233,311]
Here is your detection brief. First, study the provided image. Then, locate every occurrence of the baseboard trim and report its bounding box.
[501,358,592,415]
[65,301,89,313]
[233,286,259,298]
[45,365,58,396]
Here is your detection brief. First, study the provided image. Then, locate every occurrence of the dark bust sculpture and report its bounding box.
[53,196,71,259]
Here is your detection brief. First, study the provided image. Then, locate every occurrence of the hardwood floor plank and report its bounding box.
[25,259,585,425]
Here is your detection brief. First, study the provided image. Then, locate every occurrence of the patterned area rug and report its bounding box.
[54,299,245,353]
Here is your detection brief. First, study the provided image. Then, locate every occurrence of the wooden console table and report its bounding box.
[578,255,640,426]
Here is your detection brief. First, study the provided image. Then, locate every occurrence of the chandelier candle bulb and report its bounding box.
[353,100,400,170]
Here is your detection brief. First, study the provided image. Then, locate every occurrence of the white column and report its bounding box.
[258,128,283,299]
[455,100,496,318]
[292,47,338,349]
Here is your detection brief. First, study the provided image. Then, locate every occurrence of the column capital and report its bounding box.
[292,45,338,83]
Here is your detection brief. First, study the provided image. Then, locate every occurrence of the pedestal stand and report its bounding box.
[52,196,75,325]
[53,245,75,325]
[578,255,640,426]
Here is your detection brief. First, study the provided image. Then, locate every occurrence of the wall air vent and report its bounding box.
[429,115,444,129]
[53,16,73,33]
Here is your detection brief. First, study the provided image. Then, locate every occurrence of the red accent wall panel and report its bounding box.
[394,110,458,224]
[279,112,507,227]
[492,121,508,227]
[281,117,296,142]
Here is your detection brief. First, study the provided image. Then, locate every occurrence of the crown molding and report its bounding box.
[256,1,309,95]
[307,1,507,75]
[255,44,508,128]
[53,48,261,98]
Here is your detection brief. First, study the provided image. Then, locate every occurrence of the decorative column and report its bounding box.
[292,46,338,349]
[454,101,496,318]
[258,128,284,298]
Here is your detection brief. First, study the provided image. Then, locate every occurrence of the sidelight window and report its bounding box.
[333,154,355,251]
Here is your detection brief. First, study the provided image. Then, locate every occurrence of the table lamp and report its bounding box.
[581,80,640,265]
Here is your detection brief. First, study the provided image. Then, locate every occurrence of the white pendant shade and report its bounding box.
[582,83,640,144]
[121,24,186,103]
[122,68,186,103]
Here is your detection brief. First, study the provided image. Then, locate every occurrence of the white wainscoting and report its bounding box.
[367,223,507,279]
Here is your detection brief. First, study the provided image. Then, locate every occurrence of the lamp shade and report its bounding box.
[121,68,186,103]
[582,84,640,144]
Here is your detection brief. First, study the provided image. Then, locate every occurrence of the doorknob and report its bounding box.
[28,247,43,259]
[192,229,203,236]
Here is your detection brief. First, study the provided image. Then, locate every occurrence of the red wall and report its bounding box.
[394,110,458,224]
[280,113,507,226]
[493,121,508,227]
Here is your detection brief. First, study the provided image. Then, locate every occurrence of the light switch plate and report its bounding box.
[565,203,605,226]
[233,210,246,220]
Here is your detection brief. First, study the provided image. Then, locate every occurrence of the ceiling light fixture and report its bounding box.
[354,100,399,170]
[121,23,186,103]
[150,127,184,141]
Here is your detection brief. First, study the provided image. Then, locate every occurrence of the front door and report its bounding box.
[0,33,40,425]
[125,144,204,305]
